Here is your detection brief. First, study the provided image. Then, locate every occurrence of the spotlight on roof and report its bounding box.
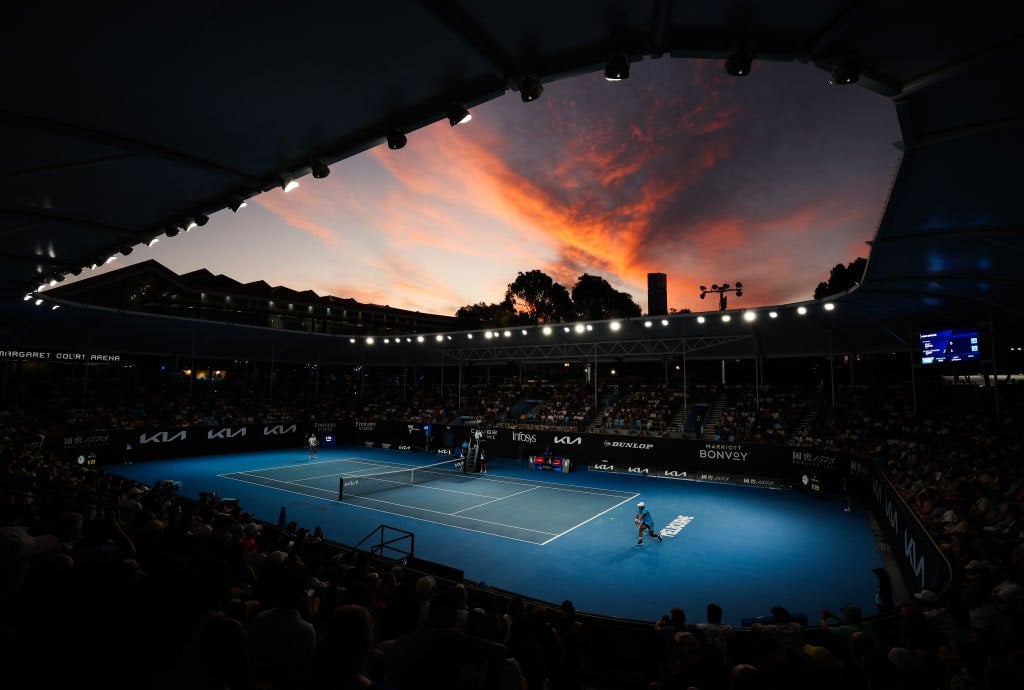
[228,199,247,212]
[194,213,209,226]
[447,104,471,127]
[280,175,300,192]
[519,74,543,102]
[387,129,407,150]
[724,46,755,76]
[165,226,180,238]
[120,245,133,256]
[604,55,630,81]
[830,56,860,85]
[311,159,330,179]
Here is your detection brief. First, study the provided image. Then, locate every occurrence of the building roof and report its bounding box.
[2,2,1022,365]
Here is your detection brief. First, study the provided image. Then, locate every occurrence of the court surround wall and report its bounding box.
[52,417,951,597]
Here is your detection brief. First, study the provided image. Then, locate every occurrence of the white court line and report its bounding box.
[539,492,641,546]
[221,464,634,544]
[219,473,344,501]
[451,485,542,515]
[233,456,423,475]
[350,493,558,536]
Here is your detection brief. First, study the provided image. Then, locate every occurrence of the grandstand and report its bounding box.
[2,3,1023,690]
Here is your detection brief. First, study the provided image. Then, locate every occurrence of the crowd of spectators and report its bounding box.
[589,383,685,436]
[2,363,1024,688]
[711,384,813,444]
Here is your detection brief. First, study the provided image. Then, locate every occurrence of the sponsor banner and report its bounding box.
[698,442,750,463]
[71,418,850,485]
[488,429,841,481]
[124,422,301,461]
[791,449,838,472]
[207,427,247,441]
[338,420,432,450]
[61,433,115,451]
[739,476,787,489]
[868,465,951,595]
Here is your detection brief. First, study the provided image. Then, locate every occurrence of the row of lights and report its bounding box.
[604,50,859,84]
[343,302,839,346]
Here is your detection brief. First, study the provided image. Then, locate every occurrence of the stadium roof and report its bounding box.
[2,2,1023,366]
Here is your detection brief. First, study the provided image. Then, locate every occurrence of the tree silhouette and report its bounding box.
[505,270,575,324]
[571,273,641,320]
[814,257,867,300]
[454,299,520,329]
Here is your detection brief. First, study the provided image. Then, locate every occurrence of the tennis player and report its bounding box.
[635,501,663,545]
[307,433,319,461]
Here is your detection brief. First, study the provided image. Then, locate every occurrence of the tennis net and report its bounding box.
[339,458,461,499]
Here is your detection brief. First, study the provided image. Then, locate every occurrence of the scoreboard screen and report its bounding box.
[919,328,980,365]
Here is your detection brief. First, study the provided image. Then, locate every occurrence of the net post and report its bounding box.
[338,475,344,500]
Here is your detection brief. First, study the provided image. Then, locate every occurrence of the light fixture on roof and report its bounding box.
[280,174,300,192]
[447,104,471,127]
[165,226,180,238]
[519,74,543,102]
[604,55,630,81]
[724,45,755,76]
[823,302,836,311]
[830,56,860,85]
[194,213,209,226]
[120,245,133,256]
[311,159,330,179]
[185,219,197,231]
[387,129,407,150]
[228,199,247,212]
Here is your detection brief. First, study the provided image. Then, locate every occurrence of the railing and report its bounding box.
[352,524,415,562]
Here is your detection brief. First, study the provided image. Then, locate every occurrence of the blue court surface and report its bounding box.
[114,446,887,625]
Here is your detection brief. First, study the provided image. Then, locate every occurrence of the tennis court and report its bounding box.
[114,445,890,624]
[221,455,636,544]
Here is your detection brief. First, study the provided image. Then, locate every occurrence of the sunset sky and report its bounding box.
[83,57,901,316]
